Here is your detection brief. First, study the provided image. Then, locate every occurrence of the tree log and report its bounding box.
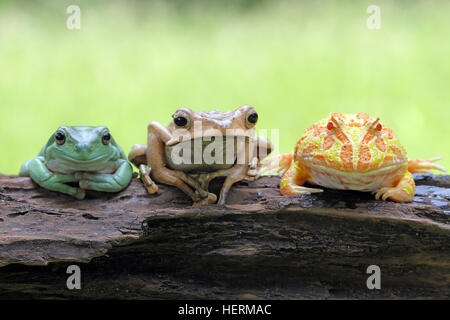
[0,173,449,299]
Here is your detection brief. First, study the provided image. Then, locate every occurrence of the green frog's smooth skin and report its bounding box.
[20,126,133,199]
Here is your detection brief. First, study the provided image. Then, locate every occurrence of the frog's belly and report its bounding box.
[165,136,248,173]
[303,163,406,192]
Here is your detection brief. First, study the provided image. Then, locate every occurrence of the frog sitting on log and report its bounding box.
[20,126,133,199]
[128,105,273,206]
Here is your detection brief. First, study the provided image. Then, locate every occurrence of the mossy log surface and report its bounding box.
[0,174,449,299]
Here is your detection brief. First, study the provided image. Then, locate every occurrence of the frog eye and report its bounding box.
[173,110,192,129]
[245,111,258,128]
[248,112,258,124]
[55,131,66,145]
[327,122,334,130]
[376,123,382,132]
[174,116,188,127]
[102,132,111,145]
[368,117,382,132]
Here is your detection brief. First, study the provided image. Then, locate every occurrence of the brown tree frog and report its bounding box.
[128,105,272,206]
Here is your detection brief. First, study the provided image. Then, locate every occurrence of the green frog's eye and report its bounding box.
[102,132,111,145]
[55,131,66,145]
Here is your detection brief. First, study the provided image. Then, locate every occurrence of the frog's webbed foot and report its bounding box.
[246,157,260,181]
[73,189,86,200]
[139,164,159,194]
[282,185,323,195]
[373,171,415,202]
[150,166,210,204]
[192,192,217,207]
[408,157,447,174]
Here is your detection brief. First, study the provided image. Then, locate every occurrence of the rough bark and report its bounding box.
[0,173,449,299]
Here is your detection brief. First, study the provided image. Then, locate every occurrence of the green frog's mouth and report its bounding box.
[58,154,109,164]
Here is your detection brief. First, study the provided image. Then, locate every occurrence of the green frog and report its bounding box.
[19,126,133,199]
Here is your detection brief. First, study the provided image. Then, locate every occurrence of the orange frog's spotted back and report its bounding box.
[261,113,446,202]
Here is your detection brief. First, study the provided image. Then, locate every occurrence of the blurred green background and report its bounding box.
[0,0,448,174]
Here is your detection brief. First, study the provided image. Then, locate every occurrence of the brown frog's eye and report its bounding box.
[172,110,192,129]
[376,123,382,132]
[55,131,66,145]
[102,132,111,145]
[174,116,188,127]
[245,110,258,128]
[248,112,258,124]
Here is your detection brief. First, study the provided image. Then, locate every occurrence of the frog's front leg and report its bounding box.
[374,170,415,202]
[214,164,249,205]
[280,160,323,195]
[146,122,212,203]
[77,160,133,193]
[21,157,85,199]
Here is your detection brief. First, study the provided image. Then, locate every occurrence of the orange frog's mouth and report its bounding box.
[300,159,407,174]
[301,161,408,192]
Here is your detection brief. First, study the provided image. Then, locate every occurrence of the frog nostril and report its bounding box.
[76,144,93,153]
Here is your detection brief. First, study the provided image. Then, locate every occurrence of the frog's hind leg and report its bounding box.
[128,144,147,167]
[151,166,214,204]
[258,153,294,177]
[374,170,415,202]
[19,159,32,177]
[247,136,274,180]
[24,157,84,199]
[280,160,323,195]
[408,157,446,174]
[78,160,133,193]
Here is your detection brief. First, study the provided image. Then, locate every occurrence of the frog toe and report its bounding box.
[74,188,86,200]
[374,187,412,202]
[79,180,90,189]
[193,193,217,206]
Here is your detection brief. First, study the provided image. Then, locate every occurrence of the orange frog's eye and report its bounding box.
[376,123,382,131]
[327,122,334,130]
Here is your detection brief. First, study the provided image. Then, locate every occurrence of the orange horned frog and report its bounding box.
[260,113,446,202]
